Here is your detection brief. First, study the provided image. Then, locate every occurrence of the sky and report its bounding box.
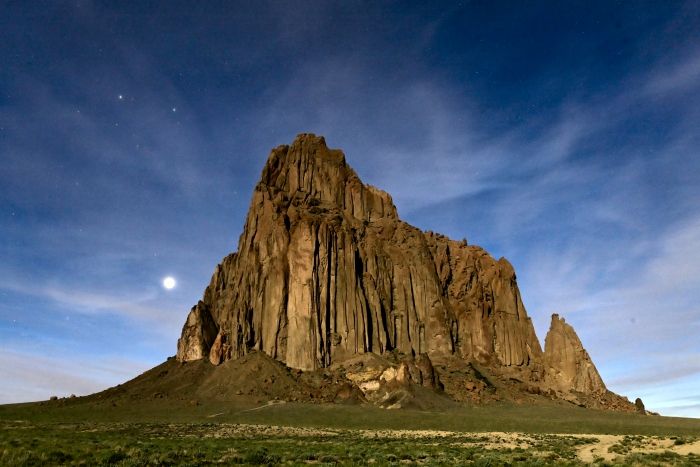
[1,1,699,417]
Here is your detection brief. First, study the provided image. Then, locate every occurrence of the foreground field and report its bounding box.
[1,400,699,465]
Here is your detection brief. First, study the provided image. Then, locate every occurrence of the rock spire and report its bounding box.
[543,314,606,394]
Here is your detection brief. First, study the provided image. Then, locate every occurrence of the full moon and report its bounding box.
[162,276,176,290]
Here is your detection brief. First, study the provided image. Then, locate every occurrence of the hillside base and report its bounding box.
[75,351,638,414]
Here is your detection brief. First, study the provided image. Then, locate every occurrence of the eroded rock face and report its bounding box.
[176,301,218,362]
[425,233,543,367]
[174,134,616,407]
[543,314,606,395]
[338,353,443,408]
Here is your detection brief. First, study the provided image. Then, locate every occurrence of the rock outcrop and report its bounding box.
[175,133,631,410]
[543,314,606,395]
[176,301,218,362]
[635,397,646,414]
[336,353,444,409]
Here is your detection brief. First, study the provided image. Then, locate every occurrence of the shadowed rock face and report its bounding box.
[176,134,614,403]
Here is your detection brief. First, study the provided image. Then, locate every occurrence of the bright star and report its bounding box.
[172,107,177,112]
[118,94,123,100]
[162,276,176,290]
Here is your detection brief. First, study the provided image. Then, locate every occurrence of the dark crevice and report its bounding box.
[354,249,373,352]
[313,228,323,365]
[324,231,333,365]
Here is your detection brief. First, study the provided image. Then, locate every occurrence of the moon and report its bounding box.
[162,276,176,290]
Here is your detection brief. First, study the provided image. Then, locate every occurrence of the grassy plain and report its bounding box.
[1,399,699,465]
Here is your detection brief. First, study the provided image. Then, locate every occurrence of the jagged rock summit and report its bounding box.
[176,134,634,410]
[544,314,606,395]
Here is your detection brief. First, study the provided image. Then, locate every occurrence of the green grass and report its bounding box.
[2,399,699,436]
[0,420,589,466]
[1,399,699,465]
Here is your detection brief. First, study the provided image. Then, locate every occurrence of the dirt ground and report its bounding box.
[573,434,700,463]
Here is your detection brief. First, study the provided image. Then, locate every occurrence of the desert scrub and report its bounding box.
[528,434,598,460]
[671,435,697,446]
[1,419,698,466]
[608,434,651,455]
[622,450,686,465]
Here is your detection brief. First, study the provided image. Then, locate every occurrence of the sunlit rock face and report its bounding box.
[543,314,607,394]
[175,134,606,400]
[176,301,217,362]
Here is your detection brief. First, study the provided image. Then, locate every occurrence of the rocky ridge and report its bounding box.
[176,134,635,411]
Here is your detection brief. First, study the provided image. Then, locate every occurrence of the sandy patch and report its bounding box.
[573,434,622,463]
[674,438,700,456]
[571,434,700,463]
[200,423,340,438]
[357,429,462,439]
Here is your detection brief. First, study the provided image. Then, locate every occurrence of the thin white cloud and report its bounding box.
[644,50,700,97]
[608,355,700,389]
[0,276,177,330]
[0,348,151,403]
[517,212,700,417]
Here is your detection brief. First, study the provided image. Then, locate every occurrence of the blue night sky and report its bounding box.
[1,1,699,417]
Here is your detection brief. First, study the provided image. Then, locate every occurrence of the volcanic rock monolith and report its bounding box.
[175,133,632,410]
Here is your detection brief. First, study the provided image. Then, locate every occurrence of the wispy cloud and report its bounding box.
[0,348,150,403]
[0,278,169,323]
[608,354,700,389]
[361,42,700,417]
[644,49,700,97]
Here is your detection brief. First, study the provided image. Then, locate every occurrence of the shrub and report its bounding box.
[46,450,73,463]
[243,447,280,465]
[101,450,127,465]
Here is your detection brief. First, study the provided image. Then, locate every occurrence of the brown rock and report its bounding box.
[208,331,232,365]
[543,314,606,395]
[173,134,627,409]
[177,301,218,362]
[425,233,543,367]
[176,134,540,372]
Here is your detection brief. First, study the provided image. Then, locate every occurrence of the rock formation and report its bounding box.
[336,353,443,409]
[177,301,218,362]
[635,397,646,414]
[543,314,606,395]
[175,133,632,410]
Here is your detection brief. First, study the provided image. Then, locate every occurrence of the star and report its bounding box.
[118,94,123,100]
[172,107,177,112]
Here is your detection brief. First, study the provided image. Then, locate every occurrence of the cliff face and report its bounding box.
[543,314,606,394]
[176,134,622,407]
